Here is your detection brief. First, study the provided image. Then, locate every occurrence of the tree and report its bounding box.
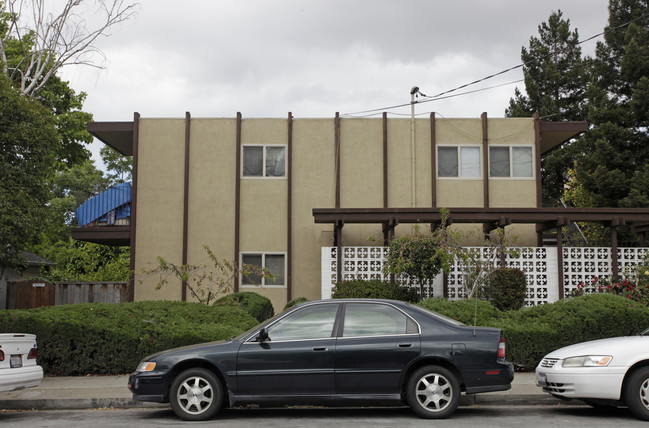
[140,246,275,306]
[384,210,517,299]
[571,0,649,209]
[506,10,590,203]
[0,73,59,276]
[384,227,450,297]
[1,0,138,99]
[101,145,132,184]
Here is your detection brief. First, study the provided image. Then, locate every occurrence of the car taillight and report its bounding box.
[28,347,38,359]
[497,336,506,359]
[0,350,4,361]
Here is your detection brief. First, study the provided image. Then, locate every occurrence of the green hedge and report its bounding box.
[283,297,309,311]
[332,279,421,303]
[4,293,647,376]
[419,293,649,371]
[0,301,258,375]
[213,291,275,323]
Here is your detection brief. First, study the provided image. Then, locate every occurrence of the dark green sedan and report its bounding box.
[128,299,514,421]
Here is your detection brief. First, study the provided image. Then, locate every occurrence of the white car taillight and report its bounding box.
[497,336,506,359]
[0,350,4,362]
[28,347,37,360]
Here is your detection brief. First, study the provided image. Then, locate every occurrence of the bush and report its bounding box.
[213,291,274,323]
[419,293,649,371]
[484,267,527,311]
[0,301,258,375]
[332,279,421,303]
[418,297,501,326]
[283,297,309,311]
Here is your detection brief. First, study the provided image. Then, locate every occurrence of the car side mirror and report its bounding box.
[256,327,269,343]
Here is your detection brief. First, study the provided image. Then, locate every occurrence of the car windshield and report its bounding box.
[640,327,649,336]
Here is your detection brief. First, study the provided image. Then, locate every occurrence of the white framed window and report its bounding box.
[437,146,481,178]
[241,252,286,288]
[489,146,533,178]
[242,145,286,178]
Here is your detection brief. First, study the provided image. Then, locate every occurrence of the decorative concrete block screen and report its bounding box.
[322,246,648,306]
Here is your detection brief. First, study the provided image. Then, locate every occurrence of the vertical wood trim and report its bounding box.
[181,112,191,301]
[481,112,489,208]
[557,227,564,299]
[430,112,437,208]
[611,225,619,281]
[129,112,140,302]
[533,112,543,208]
[287,112,293,301]
[383,112,388,208]
[234,112,242,292]
[334,113,342,287]
[335,112,341,209]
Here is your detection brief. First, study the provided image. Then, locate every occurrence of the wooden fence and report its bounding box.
[6,280,129,309]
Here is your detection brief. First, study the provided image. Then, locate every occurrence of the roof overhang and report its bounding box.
[313,207,649,227]
[70,226,131,246]
[88,122,134,156]
[539,121,588,155]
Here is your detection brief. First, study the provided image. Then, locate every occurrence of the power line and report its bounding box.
[341,11,649,118]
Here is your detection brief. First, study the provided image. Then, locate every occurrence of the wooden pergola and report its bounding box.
[313,207,649,299]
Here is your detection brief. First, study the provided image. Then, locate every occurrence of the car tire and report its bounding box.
[406,365,460,419]
[169,368,223,421]
[624,366,649,421]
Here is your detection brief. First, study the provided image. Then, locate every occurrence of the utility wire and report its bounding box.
[341,11,649,118]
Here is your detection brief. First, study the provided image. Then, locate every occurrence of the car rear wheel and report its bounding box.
[624,366,649,421]
[406,365,460,419]
[169,368,223,421]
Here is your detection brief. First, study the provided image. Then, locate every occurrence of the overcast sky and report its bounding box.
[57,0,611,163]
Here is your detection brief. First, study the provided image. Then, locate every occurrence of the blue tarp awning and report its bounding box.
[75,182,132,227]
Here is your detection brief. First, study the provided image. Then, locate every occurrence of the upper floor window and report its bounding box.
[242,145,286,178]
[489,146,533,178]
[241,252,286,287]
[438,146,481,178]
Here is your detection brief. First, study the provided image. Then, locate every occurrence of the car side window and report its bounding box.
[343,303,417,337]
[266,304,338,341]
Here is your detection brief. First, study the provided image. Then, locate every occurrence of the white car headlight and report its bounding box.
[562,355,612,367]
[136,361,157,372]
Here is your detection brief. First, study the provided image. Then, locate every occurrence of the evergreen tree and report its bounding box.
[573,0,649,208]
[506,10,589,203]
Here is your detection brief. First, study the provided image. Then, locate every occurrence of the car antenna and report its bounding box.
[473,291,478,337]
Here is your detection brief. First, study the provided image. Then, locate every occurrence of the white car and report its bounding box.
[536,328,649,420]
[0,333,43,392]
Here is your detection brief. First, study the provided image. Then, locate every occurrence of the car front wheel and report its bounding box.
[406,365,460,419]
[169,368,223,421]
[624,366,649,421]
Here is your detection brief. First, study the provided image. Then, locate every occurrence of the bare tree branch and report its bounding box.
[1,0,139,98]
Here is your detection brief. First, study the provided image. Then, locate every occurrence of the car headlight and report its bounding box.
[562,355,612,367]
[136,361,156,372]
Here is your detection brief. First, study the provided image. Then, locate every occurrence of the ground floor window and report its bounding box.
[241,253,286,287]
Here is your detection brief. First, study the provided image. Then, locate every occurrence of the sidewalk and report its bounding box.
[0,372,561,410]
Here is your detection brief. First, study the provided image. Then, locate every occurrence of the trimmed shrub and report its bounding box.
[0,301,258,375]
[484,267,527,311]
[213,291,274,323]
[418,297,501,326]
[419,294,649,371]
[283,297,309,311]
[332,279,421,303]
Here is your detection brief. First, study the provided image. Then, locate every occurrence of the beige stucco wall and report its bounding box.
[132,115,541,310]
[134,119,186,301]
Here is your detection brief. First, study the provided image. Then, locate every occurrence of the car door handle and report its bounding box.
[312,346,328,351]
[398,343,412,348]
